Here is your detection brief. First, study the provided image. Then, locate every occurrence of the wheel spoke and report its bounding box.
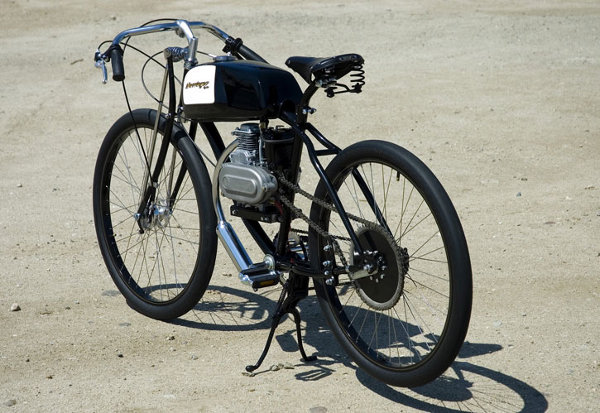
[312,145,470,383]
[97,117,203,307]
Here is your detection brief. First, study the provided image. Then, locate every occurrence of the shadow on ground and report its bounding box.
[172,287,548,412]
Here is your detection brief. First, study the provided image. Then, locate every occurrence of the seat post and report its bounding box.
[296,84,319,123]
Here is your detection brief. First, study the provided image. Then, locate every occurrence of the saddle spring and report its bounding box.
[325,64,365,98]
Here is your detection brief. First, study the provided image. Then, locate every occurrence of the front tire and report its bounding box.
[93,109,217,320]
[309,140,472,387]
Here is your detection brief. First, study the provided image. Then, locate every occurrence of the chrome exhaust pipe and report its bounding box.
[212,142,254,277]
[212,141,254,284]
[216,212,278,287]
[211,141,280,288]
[216,219,252,272]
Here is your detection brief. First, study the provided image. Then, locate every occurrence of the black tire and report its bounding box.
[308,140,472,387]
[93,109,217,320]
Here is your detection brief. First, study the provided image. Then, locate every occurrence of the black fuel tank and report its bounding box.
[182,60,302,122]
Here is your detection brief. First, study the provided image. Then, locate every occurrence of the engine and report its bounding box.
[218,123,278,206]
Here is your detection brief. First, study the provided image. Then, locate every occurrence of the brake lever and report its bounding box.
[94,49,108,84]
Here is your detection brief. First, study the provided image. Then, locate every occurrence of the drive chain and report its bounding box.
[276,172,376,271]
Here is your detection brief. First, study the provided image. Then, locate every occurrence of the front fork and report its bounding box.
[134,57,184,233]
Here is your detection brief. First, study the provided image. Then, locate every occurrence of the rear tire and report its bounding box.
[93,109,217,320]
[309,140,472,387]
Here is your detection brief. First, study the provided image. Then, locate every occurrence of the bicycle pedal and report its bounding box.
[239,263,281,289]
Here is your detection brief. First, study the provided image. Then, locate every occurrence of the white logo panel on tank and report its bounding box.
[183,65,216,105]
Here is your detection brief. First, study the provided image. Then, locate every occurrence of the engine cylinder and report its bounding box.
[229,123,260,165]
[233,123,260,151]
[219,122,277,205]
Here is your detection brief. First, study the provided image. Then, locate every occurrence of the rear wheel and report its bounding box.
[93,109,217,320]
[309,140,472,387]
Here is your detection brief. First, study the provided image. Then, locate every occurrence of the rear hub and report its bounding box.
[351,224,409,311]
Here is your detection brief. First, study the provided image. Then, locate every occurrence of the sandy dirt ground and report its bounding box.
[1,0,599,411]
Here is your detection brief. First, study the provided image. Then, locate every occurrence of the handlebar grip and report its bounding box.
[237,44,267,64]
[110,45,125,81]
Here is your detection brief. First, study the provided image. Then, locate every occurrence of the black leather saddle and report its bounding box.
[285,53,364,84]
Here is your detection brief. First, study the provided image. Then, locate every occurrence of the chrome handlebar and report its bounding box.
[111,20,229,45]
[95,19,232,82]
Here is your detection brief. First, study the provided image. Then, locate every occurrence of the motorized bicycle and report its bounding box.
[93,19,472,387]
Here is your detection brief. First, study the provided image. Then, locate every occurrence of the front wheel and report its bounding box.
[93,109,217,320]
[308,140,472,387]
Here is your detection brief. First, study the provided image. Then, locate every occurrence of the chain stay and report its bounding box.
[276,171,378,273]
[276,172,373,228]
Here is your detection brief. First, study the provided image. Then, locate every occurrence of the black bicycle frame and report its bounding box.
[139,53,395,268]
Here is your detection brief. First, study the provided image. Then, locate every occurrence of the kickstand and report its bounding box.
[246,280,317,373]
